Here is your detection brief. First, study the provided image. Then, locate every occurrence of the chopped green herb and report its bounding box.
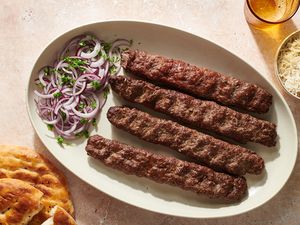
[43,67,49,75]
[91,80,101,90]
[79,67,86,72]
[60,75,72,85]
[97,49,102,57]
[64,57,87,69]
[53,92,62,98]
[75,130,89,138]
[56,136,64,145]
[103,42,112,53]
[78,102,85,110]
[129,39,133,45]
[56,68,63,73]
[83,130,89,138]
[98,50,108,60]
[91,100,97,109]
[103,87,110,98]
[92,118,97,126]
[43,67,55,75]
[60,111,66,121]
[109,55,120,63]
[103,54,109,60]
[79,40,87,47]
[80,118,88,124]
[47,124,54,130]
[36,82,44,88]
[109,65,117,74]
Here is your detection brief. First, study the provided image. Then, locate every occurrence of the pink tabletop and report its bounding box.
[0,1,299,224]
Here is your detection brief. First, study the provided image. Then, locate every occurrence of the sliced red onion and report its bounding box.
[63,96,75,107]
[71,93,99,119]
[97,67,105,77]
[73,124,88,135]
[64,96,79,110]
[62,67,73,75]
[38,70,48,86]
[44,83,52,93]
[53,97,69,113]
[70,67,78,79]
[108,39,130,58]
[61,88,73,96]
[80,39,101,59]
[60,108,70,122]
[64,122,79,135]
[51,73,58,87]
[73,81,87,96]
[59,36,82,60]
[34,89,59,99]
[90,58,105,68]
[43,117,60,125]
[34,34,128,141]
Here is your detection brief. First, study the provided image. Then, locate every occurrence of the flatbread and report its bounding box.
[0,178,44,225]
[0,145,74,225]
[41,206,77,225]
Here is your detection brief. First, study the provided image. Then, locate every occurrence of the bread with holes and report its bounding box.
[0,178,44,225]
[0,145,74,225]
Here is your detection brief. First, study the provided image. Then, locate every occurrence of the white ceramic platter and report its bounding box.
[26,21,297,218]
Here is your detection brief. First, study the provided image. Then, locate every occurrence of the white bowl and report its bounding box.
[275,30,300,100]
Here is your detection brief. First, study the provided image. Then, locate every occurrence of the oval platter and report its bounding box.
[26,21,298,218]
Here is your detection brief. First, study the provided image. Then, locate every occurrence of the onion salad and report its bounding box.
[34,34,131,144]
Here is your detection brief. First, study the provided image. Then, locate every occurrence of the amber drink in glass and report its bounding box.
[244,0,300,29]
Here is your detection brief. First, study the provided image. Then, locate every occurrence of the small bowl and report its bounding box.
[275,30,300,100]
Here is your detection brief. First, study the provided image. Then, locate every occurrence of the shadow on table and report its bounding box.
[248,19,298,83]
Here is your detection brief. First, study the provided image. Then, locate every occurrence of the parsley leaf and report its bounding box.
[78,102,85,110]
[56,136,64,145]
[103,42,112,53]
[53,92,62,98]
[79,67,86,72]
[75,130,89,138]
[35,82,44,88]
[60,111,66,121]
[91,80,101,90]
[99,50,108,60]
[43,67,49,75]
[60,75,72,85]
[103,87,110,98]
[47,124,54,130]
[109,55,120,64]
[64,57,87,69]
[80,118,88,124]
[43,67,55,75]
[79,40,87,47]
[109,65,117,74]
[83,130,89,138]
[91,100,97,109]
[92,118,97,126]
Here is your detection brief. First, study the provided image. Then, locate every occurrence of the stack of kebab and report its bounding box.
[86,49,277,203]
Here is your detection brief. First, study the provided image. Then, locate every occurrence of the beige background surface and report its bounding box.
[0,1,299,224]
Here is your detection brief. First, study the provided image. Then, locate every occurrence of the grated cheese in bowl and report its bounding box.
[277,33,300,98]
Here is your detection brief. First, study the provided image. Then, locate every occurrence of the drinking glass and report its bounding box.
[244,0,300,29]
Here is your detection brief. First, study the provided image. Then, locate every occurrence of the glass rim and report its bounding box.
[246,0,300,24]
